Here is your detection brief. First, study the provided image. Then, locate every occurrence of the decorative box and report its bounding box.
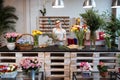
[82,71,91,78]
[0,71,18,78]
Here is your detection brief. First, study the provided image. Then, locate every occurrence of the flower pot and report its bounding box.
[82,71,91,78]
[7,42,15,50]
[1,71,18,78]
[118,68,120,73]
[100,72,108,77]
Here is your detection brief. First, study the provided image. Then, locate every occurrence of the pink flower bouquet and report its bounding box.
[80,62,92,71]
[20,58,42,72]
[5,32,20,42]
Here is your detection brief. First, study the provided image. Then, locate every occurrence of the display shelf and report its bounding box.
[39,16,70,34]
[0,46,119,80]
[45,52,70,80]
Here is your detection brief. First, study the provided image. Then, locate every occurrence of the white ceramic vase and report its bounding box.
[7,42,15,50]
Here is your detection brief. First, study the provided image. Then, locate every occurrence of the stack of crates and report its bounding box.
[45,52,70,80]
[70,52,93,79]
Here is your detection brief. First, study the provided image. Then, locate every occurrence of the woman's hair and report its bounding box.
[55,20,63,29]
[55,20,60,24]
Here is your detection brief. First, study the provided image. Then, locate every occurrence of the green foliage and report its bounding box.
[0,0,18,35]
[80,9,105,32]
[103,14,120,46]
[97,65,108,73]
[103,14,120,35]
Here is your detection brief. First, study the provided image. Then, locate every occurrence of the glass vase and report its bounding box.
[105,38,111,49]
[34,35,39,48]
[90,32,96,50]
[31,69,35,80]
[77,39,84,50]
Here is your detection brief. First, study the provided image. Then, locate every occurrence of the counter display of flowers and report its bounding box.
[20,57,42,80]
[0,64,18,78]
[97,62,108,77]
[101,33,111,49]
[70,24,88,49]
[79,62,93,77]
[32,30,43,48]
[5,32,20,50]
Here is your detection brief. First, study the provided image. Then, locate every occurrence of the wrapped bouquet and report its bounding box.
[20,57,42,72]
[80,62,93,71]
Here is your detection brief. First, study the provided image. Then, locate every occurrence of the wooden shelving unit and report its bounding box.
[0,51,117,80]
[39,16,70,34]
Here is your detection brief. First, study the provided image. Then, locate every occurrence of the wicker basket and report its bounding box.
[16,34,34,50]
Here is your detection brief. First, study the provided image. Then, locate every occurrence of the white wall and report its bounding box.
[117,8,120,18]
[46,0,112,17]
[4,0,112,34]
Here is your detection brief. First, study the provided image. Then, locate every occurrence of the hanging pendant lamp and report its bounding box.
[83,0,96,8]
[111,0,120,8]
[52,0,64,8]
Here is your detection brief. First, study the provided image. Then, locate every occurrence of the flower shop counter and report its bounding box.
[0,45,119,80]
[0,45,119,52]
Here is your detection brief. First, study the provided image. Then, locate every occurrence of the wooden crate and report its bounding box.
[70,52,93,71]
[99,52,117,71]
[45,52,70,80]
[0,52,16,65]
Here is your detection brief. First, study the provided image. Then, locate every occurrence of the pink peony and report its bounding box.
[20,57,41,71]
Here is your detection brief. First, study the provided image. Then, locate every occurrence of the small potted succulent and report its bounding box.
[97,62,108,77]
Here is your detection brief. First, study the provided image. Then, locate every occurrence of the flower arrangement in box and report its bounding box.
[0,64,18,78]
[97,62,108,77]
[32,30,43,47]
[5,32,20,43]
[70,24,87,49]
[80,62,92,71]
[80,62,92,77]
[20,57,42,80]
[101,33,111,49]
[20,57,42,72]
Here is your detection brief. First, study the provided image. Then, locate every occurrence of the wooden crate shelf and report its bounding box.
[45,52,70,80]
[0,52,118,80]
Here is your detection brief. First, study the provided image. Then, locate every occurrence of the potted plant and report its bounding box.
[97,62,108,77]
[80,9,105,50]
[0,0,18,46]
[103,14,120,47]
[5,32,19,50]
